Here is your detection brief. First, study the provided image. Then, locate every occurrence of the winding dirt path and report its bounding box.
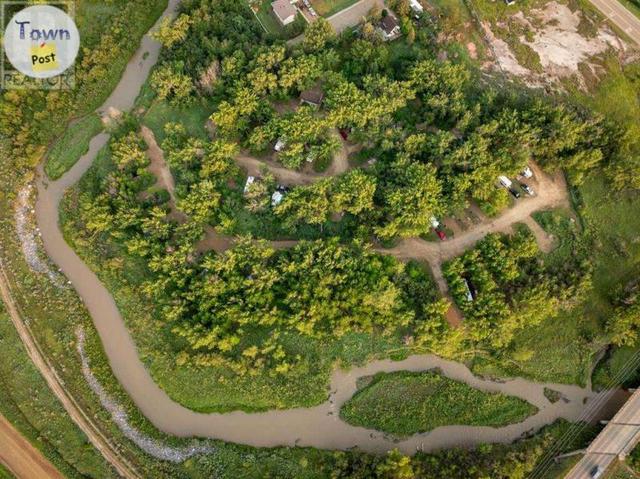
[235,131,351,187]
[227,149,568,300]
[235,154,321,185]
[380,164,569,289]
[143,126,565,328]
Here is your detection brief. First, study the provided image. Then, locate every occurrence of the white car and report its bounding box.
[274,139,286,152]
[271,191,284,207]
[520,183,535,196]
[498,175,512,188]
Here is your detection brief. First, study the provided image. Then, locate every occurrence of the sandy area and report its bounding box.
[523,3,622,71]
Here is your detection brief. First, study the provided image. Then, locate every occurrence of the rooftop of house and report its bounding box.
[272,0,297,20]
[380,14,400,34]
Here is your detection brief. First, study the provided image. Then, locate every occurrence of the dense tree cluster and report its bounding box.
[137,0,640,249]
[443,229,592,350]
[323,421,579,479]
[607,281,640,347]
[170,239,446,374]
[92,0,633,371]
[77,132,450,376]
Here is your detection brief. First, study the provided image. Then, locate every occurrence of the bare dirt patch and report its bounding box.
[467,42,478,59]
[483,1,628,87]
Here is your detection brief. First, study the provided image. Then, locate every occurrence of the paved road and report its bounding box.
[0,414,64,479]
[565,389,640,478]
[288,0,385,45]
[589,0,640,45]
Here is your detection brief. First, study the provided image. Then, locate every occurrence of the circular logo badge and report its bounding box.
[3,5,80,79]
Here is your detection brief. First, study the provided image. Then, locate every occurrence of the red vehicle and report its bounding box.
[435,229,447,241]
[339,128,350,140]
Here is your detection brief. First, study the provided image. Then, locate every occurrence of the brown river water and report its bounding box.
[32,0,614,455]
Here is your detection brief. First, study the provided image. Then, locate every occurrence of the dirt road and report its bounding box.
[381,164,568,291]
[141,126,178,203]
[234,132,352,186]
[147,129,566,305]
[0,414,63,479]
[0,263,139,479]
[235,154,321,185]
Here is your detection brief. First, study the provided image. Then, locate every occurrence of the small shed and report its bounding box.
[379,14,401,41]
[300,87,324,107]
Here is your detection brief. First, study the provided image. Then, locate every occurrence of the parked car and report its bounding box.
[509,188,521,199]
[589,465,603,479]
[520,183,534,196]
[521,166,533,178]
[271,191,284,207]
[498,175,513,188]
[435,229,447,241]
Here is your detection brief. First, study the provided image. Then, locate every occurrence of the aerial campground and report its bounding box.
[2,0,640,478]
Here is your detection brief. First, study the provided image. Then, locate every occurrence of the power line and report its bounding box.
[528,348,640,479]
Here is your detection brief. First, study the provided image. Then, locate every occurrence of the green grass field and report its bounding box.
[592,346,640,391]
[0,464,14,479]
[471,208,600,386]
[75,1,120,47]
[44,114,103,180]
[610,463,638,479]
[254,0,285,35]
[142,98,213,144]
[339,370,537,436]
